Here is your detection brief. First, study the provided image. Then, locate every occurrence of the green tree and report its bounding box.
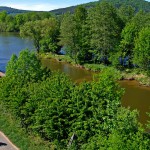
[20,18,60,53]
[119,11,150,65]
[15,14,25,30]
[6,49,49,82]
[118,5,135,24]
[88,2,123,63]
[0,49,50,123]
[133,27,150,73]
[73,6,88,64]
[5,15,16,32]
[59,6,88,64]
[59,13,77,58]
[0,11,7,22]
[68,69,124,146]
[82,107,150,150]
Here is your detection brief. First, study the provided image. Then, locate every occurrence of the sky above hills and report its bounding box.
[0,0,99,11]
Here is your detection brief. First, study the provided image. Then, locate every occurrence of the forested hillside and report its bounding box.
[50,0,150,15]
[0,0,149,15]
[0,6,29,14]
[104,0,150,12]
[50,1,99,15]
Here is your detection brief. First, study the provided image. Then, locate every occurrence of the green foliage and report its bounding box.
[102,0,150,13]
[0,0,150,73]
[0,51,149,149]
[82,107,150,150]
[0,11,52,32]
[84,63,107,71]
[20,18,60,53]
[147,111,150,130]
[0,102,53,150]
[88,2,123,63]
[119,11,150,65]
[133,27,150,73]
[59,6,89,64]
[59,12,76,57]
[0,49,50,125]
[6,49,49,82]
[117,5,135,24]
[69,71,124,145]
[29,73,73,142]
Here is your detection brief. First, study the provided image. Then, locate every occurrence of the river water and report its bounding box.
[0,32,34,72]
[0,32,150,127]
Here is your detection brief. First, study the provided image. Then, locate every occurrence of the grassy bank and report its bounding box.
[40,52,75,65]
[0,102,54,150]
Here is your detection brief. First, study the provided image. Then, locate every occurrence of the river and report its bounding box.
[0,32,150,127]
[0,32,34,72]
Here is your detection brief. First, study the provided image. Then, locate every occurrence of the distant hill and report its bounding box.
[103,0,150,12]
[49,2,99,15]
[0,6,29,14]
[50,1,99,15]
[50,0,150,15]
[0,0,150,15]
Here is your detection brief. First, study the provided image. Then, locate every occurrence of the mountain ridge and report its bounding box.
[0,6,29,14]
[0,0,150,15]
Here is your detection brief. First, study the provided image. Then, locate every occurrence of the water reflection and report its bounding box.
[41,58,94,82]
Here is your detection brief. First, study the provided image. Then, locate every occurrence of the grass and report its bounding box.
[136,75,150,86]
[39,52,75,65]
[0,102,55,150]
[83,63,106,71]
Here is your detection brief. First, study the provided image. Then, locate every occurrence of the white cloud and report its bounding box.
[3,3,67,11]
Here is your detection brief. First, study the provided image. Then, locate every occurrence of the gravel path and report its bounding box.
[0,132,19,150]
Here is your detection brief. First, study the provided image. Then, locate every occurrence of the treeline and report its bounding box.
[104,0,150,12]
[0,2,150,74]
[0,49,150,149]
[0,11,52,32]
[18,2,149,75]
[58,2,150,72]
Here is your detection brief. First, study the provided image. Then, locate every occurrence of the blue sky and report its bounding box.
[0,0,99,11]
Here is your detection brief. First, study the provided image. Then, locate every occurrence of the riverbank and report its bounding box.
[40,52,150,87]
[0,71,5,77]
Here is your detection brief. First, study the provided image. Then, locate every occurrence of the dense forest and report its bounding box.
[0,0,150,149]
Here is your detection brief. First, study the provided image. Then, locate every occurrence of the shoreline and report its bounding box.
[40,52,150,87]
[0,71,5,77]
